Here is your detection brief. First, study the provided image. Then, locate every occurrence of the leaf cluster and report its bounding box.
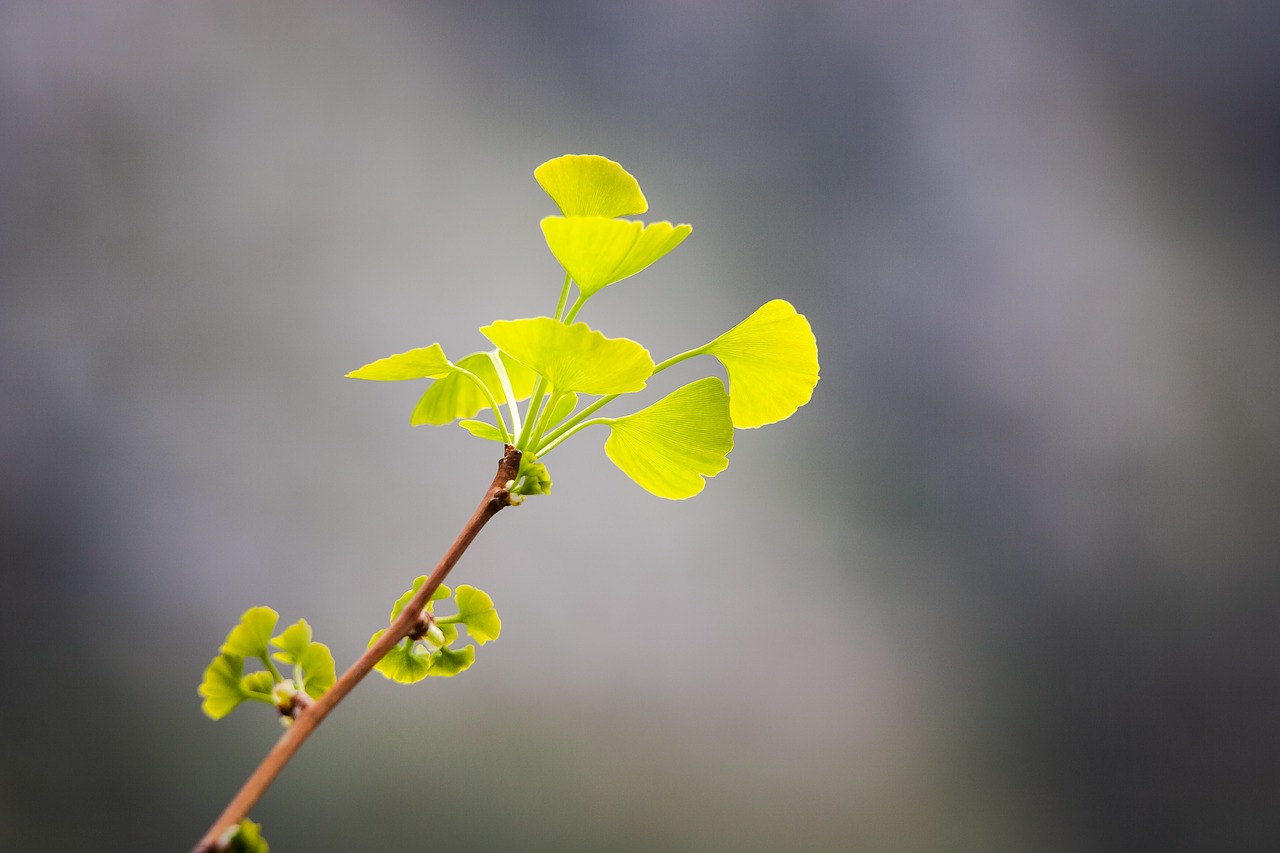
[369,579,501,683]
[348,154,820,499]
[197,607,336,722]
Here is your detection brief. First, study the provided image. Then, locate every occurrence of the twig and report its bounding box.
[193,445,522,852]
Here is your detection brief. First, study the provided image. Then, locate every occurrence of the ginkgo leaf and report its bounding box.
[241,671,275,696]
[458,419,506,441]
[698,299,820,428]
[424,645,475,677]
[541,216,692,297]
[346,344,454,381]
[412,351,536,426]
[480,318,653,395]
[271,620,336,699]
[452,585,501,644]
[198,653,248,720]
[270,620,313,664]
[603,377,733,499]
[534,154,648,218]
[388,577,451,623]
[369,631,435,684]
[220,607,279,661]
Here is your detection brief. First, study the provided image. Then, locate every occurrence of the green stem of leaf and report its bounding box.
[563,293,588,324]
[537,416,612,456]
[529,388,563,449]
[553,271,573,322]
[516,376,548,450]
[486,350,523,438]
[261,655,285,684]
[454,365,512,443]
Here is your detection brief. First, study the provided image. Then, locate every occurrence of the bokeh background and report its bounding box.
[3,1,1279,850]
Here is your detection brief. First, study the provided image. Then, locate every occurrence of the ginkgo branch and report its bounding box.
[193,446,522,853]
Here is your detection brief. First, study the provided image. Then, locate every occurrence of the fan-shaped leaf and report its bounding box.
[424,645,476,677]
[480,318,653,395]
[700,300,819,428]
[388,577,451,623]
[369,631,434,684]
[603,377,733,499]
[198,653,248,720]
[541,216,692,297]
[346,344,454,381]
[269,620,312,664]
[270,620,336,699]
[453,585,501,644]
[220,607,279,660]
[534,154,648,218]
[411,351,536,426]
[458,419,506,442]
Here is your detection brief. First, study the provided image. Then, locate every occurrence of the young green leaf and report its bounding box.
[424,645,476,677]
[220,607,279,661]
[241,671,275,697]
[458,419,506,442]
[412,351,536,426]
[270,620,337,699]
[269,620,313,664]
[198,653,249,720]
[345,344,455,381]
[222,818,270,853]
[480,318,653,395]
[388,577,451,623]
[698,299,820,428]
[452,585,501,644]
[603,377,734,499]
[534,154,648,218]
[510,453,552,496]
[541,216,692,297]
[369,632,436,684]
[544,391,579,429]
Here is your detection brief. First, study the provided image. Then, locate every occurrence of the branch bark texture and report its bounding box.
[194,446,522,852]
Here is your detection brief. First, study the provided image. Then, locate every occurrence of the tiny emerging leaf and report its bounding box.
[222,818,270,853]
[535,154,648,218]
[541,216,691,298]
[603,377,734,499]
[481,318,653,395]
[698,299,820,428]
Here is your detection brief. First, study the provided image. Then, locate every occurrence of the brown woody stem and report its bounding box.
[193,445,522,852]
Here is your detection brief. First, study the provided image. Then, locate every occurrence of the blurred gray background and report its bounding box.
[3,1,1279,850]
